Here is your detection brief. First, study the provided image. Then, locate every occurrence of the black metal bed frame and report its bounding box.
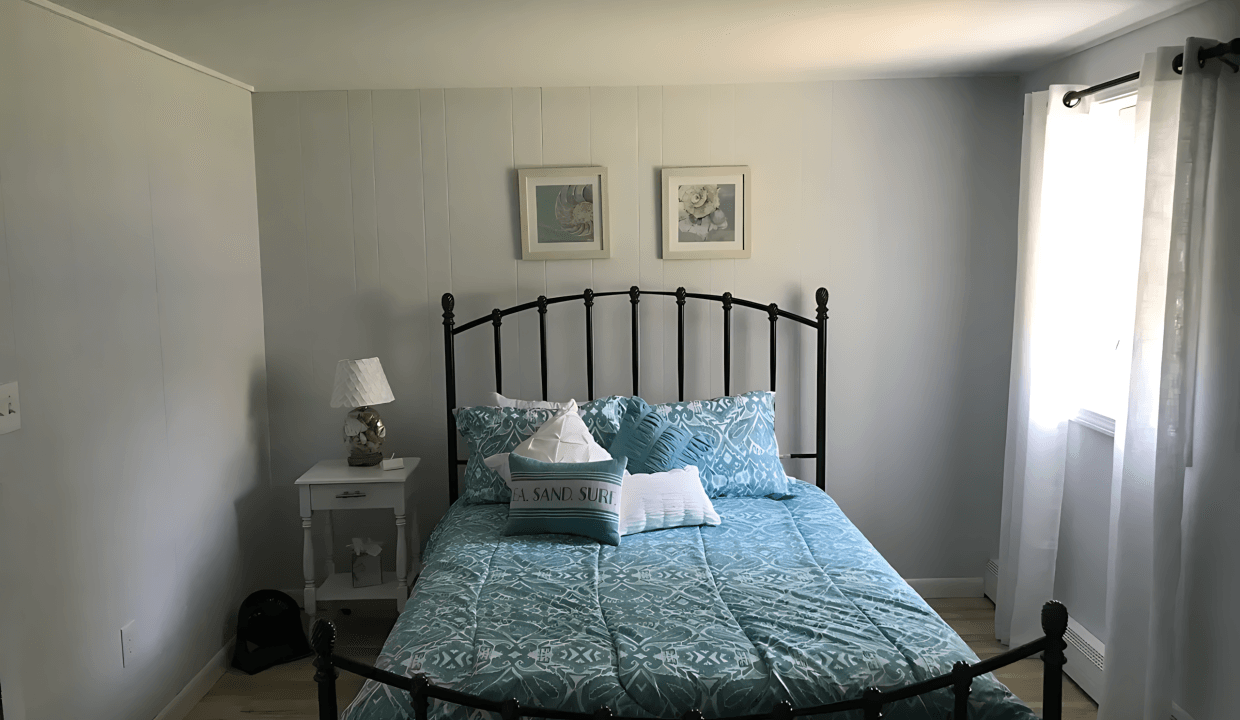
[310,286,1069,720]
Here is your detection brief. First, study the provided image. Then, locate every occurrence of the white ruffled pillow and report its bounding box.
[488,392,573,411]
[484,400,612,484]
[619,466,721,537]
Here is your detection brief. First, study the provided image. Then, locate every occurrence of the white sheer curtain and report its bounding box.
[1100,39,1221,720]
[995,84,1094,647]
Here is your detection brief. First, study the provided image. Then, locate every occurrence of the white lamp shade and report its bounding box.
[331,358,395,408]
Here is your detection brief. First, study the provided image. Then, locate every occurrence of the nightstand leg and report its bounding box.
[395,512,408,612]
[302,516,316,618]
[324,509,336,577]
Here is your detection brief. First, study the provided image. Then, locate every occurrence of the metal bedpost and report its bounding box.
[538,295,549,401]
[491,308,503,394]
[951,661,972,719]
[443,293,459,505]
[584,289,595,401]
[815,288,829,491]
[767,303,779,392]
[311,620,338,720]
[629,286,641,396]
[722,292,733,396]
[412,676,429,720]
[1041,601,1068,720]
[676,287,687,401]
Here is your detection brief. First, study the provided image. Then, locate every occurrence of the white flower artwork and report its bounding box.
[662,166,751,259]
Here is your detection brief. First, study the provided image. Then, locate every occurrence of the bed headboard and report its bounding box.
[441,286,829,502]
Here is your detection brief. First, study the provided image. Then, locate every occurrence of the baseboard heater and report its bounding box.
[985,559,1104,702]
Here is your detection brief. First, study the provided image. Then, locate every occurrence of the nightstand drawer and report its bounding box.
[309,482,403,510]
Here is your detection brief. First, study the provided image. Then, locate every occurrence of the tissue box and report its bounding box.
[352,552,383,588]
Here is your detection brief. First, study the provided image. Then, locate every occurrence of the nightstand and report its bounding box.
[294,458,421,618]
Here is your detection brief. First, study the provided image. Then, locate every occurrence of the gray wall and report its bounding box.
[252,79,1022,587]
[1021,1,1240,716]
[0,2,272,719]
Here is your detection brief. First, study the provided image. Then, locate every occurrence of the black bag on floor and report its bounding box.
[231,589,313,674]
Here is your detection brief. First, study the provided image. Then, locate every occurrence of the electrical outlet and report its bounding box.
[0,382,17,434]
[121,620,136,668]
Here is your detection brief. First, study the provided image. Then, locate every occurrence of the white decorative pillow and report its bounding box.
[618,466,721,536]
[489,392,573,411]
[484,401,612,483]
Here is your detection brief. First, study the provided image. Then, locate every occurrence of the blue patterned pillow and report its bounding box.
[634,391,789,497]
[503,455,627,546]
[609,397,716,474]
[455,396,624,504]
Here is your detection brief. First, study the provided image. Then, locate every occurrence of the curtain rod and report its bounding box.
[1062,37,1239,108]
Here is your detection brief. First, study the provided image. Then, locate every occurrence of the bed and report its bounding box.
[311,288,1068,720]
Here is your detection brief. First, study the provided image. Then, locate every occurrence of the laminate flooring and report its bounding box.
[185,597,1097,719]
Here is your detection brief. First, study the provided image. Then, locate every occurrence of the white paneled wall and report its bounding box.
[253,79,1022,587]
[0,1,269,719]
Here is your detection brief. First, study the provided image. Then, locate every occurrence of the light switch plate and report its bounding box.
[0,382,18,434]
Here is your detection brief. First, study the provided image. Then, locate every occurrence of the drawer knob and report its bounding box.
[335,491,367,499]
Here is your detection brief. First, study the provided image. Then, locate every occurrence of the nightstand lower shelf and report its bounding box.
[317,571,405,602]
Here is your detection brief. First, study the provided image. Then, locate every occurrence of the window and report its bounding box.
[1071,92,1143,422]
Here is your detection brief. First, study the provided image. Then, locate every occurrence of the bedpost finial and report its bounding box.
[500,698,521,720]
[1041,600,1068,639]
[768,302,779,321]
[310,619,336,657]
[537,295,548,313]
[442,293,455,317]
[583,288,594,306]
[816,287,829,320]
[676,286,687,305]
[491,308,502,326]
[629,286,640,303]
[722,291,733,310]
[771,700,794,720]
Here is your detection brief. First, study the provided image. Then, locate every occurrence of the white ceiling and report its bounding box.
[53,0,1204,91]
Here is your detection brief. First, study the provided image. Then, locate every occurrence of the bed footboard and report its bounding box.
[311,600,1068,720]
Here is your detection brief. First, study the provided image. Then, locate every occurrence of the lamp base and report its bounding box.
[348,451,383,467]
[343,405,386,466]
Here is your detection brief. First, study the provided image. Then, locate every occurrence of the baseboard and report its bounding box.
[1171,702,1196,720]
[152,637,235,720]
[905,577,985,599]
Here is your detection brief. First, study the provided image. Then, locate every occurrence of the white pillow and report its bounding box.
[483,401,612,484]
[489,392,573,411]
[619,466,721,537]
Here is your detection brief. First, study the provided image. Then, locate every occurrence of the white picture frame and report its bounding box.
[661,166,751,260]
[518,167,610,260]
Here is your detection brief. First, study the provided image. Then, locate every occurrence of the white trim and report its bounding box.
[19,0,254,92]
[1073,408,1116,437]
[1171,702,1197,720]
[152,638,235,720]
[905,577,985,599]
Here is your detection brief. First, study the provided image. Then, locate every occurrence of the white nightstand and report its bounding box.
[295,458,421,618]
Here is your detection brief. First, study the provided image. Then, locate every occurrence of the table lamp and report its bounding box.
[331,357,395,466]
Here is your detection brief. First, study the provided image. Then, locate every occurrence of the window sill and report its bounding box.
[1072,409,1116,437]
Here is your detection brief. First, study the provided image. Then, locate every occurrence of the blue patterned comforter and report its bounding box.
[343,481,1035,720]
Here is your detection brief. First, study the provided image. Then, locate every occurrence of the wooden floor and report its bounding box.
[187,597,1097,719]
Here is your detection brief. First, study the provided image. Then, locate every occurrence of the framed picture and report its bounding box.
[662,166,751,260]
[518,167,610,260]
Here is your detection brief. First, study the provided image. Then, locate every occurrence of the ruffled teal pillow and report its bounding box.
[636,391,789,498]
[454,396,624,504]
[610,397,716,475]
